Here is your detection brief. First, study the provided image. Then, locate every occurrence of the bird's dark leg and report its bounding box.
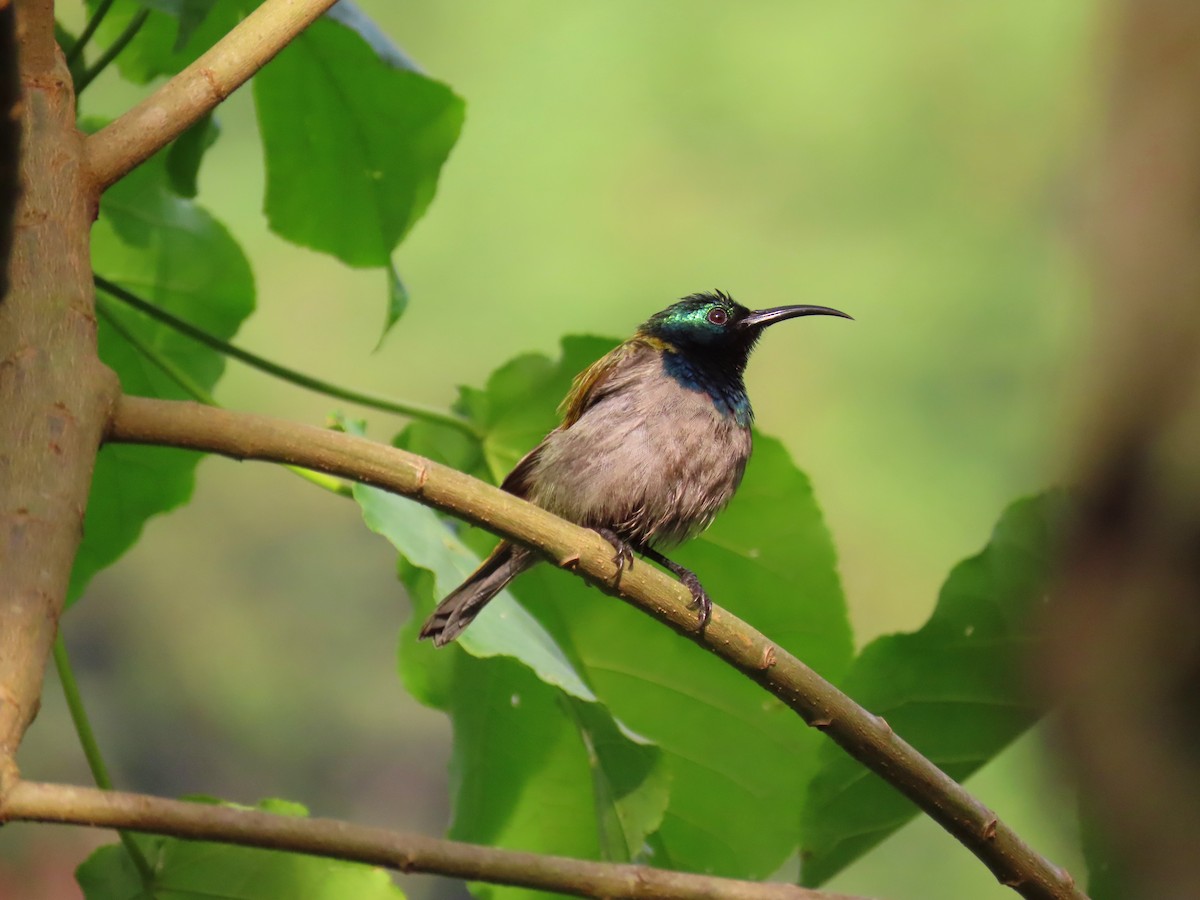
[595,527,635,573]
[634,544,713,631]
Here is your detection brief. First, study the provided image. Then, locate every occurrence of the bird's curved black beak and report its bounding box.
[739,305,853,329]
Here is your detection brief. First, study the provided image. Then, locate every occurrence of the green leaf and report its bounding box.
[386,336,853,880]
[352,479,597,704]
[447,655,669,897]
[381,260,409,339]
[1080,804,1133,900]
[85,0,241,83]
[165,111,220,198]
[799,491,1068,885]
[348,419,670,880]
[72,150,254,604]
[253,16,464,268]
[76,798,405,899]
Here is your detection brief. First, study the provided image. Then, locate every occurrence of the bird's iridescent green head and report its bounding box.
[640,290,850,370]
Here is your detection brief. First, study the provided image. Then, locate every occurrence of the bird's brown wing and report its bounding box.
[500,443,542,498]
[557,336,663,427]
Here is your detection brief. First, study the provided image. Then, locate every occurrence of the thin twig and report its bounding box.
[65,0,116,68]
[52,638,157,888]
[2,781,863,900]
[86,0,340,190]
[75,8,149,93]
[104,395,1086,900]
[95,276,478,436]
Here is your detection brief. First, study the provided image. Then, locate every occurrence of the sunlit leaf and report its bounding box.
[253,16,463,268]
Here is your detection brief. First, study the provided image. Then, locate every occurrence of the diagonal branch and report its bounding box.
[105,395,1086,900]
[85,0,339,192]
[3,781,865,900]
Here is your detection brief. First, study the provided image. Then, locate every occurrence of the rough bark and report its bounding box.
[0,0,118,787]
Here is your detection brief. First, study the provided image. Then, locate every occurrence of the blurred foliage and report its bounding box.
[77,798,405,899]
[6,2,1106,899]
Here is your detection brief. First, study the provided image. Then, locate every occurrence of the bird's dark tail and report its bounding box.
[418,542,535,646]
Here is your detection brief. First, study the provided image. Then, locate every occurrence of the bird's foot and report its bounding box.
[595,528,635,575]
[679,571,713,631]
[634,543,713,633]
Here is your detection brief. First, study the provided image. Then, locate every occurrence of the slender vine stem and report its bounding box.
[53,638,157,889]
[94,276,479,438]
[96,296,216,405]
[95,294,350,497]
[76,9,150,93]
[65,0,117,68]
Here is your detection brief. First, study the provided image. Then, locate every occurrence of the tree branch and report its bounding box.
[84,0,339,192]
[106,395,1084,900]
[2,780,864,900]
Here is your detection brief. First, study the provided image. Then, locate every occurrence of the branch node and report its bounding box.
[198,67,225,101]
[758,644,777,670]
[981,815,998,841]
[810,717,832,730]
[558,551,581,570]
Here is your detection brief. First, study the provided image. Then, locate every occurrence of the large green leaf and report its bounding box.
[253,15,464,269]
[385,336,853,880]
[353,478,597,704]
[71,151,254,604]
[447,654,669,898]
[353,475,671,888]
[799,492,1067,885]
[76,798,405,899]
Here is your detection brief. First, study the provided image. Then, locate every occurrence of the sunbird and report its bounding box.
[420,290,850,646]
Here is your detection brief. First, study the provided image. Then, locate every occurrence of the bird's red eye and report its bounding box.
[707,307,728,326]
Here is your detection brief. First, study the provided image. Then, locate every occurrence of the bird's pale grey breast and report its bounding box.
[525,344,752,547]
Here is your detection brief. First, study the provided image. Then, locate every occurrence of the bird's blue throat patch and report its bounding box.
[661,351,754,427]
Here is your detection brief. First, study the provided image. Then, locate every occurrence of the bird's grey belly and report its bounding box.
[527,384,752,546]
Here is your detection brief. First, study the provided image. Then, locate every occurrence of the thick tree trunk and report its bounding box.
[0,0,118,785]
[1047,3,1200,899]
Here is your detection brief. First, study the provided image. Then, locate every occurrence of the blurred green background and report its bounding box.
[9,2,1104,898]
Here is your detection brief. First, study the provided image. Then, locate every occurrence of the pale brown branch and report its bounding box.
[2,781,863,900]
[84,0,338,192]
[106,395,1086,900]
